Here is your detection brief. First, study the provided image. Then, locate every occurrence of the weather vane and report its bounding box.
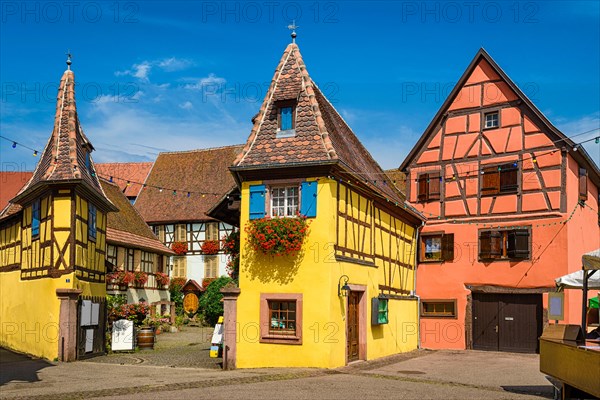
[66,49,72,70]
[287,20,299,43]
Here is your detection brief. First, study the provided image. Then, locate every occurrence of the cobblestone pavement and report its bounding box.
[83,325,222,369]
[1,330,554,400]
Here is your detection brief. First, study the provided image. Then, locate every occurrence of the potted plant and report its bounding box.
[245,216,310,257]
[155,272,170,287]
[201,239,220,255]
[171,241,188,255]
[134,271,148,287]
[107,271,135,287]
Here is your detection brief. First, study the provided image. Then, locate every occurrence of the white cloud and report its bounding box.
[115,57,193,82]
[116,61,152,81]
[184,73,227,90]
[158,57,194,72]
[179,101,193,110]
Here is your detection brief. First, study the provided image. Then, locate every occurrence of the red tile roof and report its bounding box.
[232,43,408,207]
[10,69,114,211]
[95,162,153,198]
[0,172,32,211]
[134,145,244,224]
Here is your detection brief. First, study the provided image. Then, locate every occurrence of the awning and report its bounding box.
[582,248,600,270]
[555,269,600,289]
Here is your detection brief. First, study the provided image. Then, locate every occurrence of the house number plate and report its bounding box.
[504,317,514,321]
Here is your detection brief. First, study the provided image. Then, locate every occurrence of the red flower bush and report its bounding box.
[108,302,149,326]
[222,230,240,280]
[202,277,217,290]
[107,271,135,286]
[155,272,170,287]
[201,239,220,255]
[134,271,148,286]
[169,277,186,291]
[245,216,309,256]
[172,241,188,255]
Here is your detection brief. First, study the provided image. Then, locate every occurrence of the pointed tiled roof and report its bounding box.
[11,68,114,209]
[232,43,406,205]
[399,48,600,186]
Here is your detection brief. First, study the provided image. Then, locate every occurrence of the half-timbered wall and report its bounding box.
[0,218,21,271]
[407,59,565,219]
[336,183,416,295]
[74,194,106,283]
[20,194,53,279]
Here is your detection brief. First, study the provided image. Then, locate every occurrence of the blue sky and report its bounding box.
[1,1,599,172]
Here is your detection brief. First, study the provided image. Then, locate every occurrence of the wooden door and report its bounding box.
[498,294,542,353]
[472,293,542,353]
[472,293,499,351]
[347,291,360,362]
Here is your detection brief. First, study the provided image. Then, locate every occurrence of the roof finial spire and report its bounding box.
[66,49,72,70]
[287,20,298,43]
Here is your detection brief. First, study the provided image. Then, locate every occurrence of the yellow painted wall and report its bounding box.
[0,189,108,360]
[0,270,76,360]
[236,178,419,369]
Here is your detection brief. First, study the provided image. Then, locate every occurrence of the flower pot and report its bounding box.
[137,327,155,350]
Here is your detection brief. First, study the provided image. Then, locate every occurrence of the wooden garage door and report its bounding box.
[472,293,542,353]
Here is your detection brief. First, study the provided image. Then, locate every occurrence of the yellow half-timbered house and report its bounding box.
[225,40,425,369]
[0,60,117,361]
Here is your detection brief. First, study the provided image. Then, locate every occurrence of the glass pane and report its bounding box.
[424,237,442,260]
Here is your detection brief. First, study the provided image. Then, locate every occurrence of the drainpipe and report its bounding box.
[414,220,425,349]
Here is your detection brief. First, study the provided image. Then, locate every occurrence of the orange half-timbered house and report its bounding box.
[0,62,118,360]
[399,49,600,353]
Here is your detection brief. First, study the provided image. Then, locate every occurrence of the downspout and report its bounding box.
[414,220,425,349]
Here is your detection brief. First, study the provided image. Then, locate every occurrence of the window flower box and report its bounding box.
[171,241,188,255]
[201,239,220,255]
[155,272,170,287]
[245,216,310,257]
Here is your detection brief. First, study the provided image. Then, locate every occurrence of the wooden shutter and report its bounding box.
[428,173,441,200]
[249,184,266,220]
[206,222,219,240]
[417,175,428,202]
[481,166,500,196]
[579,167,588,202]
[205,255,218,278]
[499,164,518,193]
[441,233,454,261]
[507,230,530,259]
[300,181,318,217]
[480,230,502,259]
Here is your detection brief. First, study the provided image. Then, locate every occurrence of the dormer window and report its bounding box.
[276,101,296,138]
[484,111,499,129]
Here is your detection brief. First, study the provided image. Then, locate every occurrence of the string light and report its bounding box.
[12,142,17,148]
[33,151,38,156]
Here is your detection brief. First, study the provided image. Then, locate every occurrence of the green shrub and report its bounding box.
[169,277,186,316]
[199,276,233,326]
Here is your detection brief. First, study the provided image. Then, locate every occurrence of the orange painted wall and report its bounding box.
[406,58,600,350]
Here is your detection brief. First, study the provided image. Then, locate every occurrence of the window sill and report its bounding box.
[260,334,302,345]
[480,190,518,197]
[482,126,499,130]
[420,314,458,319]
[419,259,445,264]
[276,129,296,139]
[479,258,530,262]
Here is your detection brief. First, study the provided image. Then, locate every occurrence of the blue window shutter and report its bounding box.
[32,200,40,237]
[300,181,317,218]
[249,184,266,220]
[281,107,293,130]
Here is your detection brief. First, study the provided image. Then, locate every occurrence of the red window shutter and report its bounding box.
[579,167,588,202]
[429,172,441,200]
[441,233,454,261]
[481,166,500,196]
[417,175,428,202]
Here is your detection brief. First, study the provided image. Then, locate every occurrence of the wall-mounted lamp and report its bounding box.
[338,275,350,297]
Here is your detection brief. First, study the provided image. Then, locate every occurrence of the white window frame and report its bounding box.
[270,185,300,217]
[484,111,499,129]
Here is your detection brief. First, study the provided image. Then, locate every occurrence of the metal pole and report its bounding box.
[582,270,588,333]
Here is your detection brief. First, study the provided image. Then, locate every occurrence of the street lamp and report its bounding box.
[338,275,351,297]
